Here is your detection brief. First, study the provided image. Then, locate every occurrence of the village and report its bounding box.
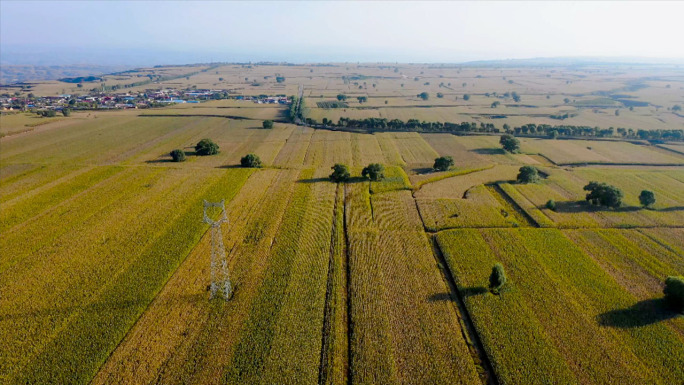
[0,88,291,112]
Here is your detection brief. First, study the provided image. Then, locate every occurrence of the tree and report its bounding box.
[362,163,385,181]
[330,164,350,182]
[169,149,186,162]
[195,138,219,156]
[499,134,520,153]
[240,153,262,168]
[436,92,444,98]
[512,92,521,102]
[517,166,540,183]
[357,96,367,103]
[61,108,71,117]
[262,120,274,129]
[463,94,470,101]
[337,94,347,101]
[489,263,506,293]
[546,199,556,211]
[418,92,429,101]
[664,276,684,312]
[673,105,682,112]
[433,156,454,171]
[276,76,285,83]
[639,190,655,208]
[491,101,500,108]
[564,98,570,104]
[583,181,623,208]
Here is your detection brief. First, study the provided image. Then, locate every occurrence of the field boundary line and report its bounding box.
[318,183,340,385]
[488,183,540,227]
[430,235,499,385]
[342,183,353,385]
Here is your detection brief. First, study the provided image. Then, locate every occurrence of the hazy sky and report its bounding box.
[2,1,683,65]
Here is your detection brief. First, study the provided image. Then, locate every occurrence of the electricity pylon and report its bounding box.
[203,200,232,300]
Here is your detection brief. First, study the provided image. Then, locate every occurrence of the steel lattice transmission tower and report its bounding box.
[203,199,233,300]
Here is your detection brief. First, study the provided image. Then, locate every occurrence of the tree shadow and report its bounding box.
[658,206,684,212]
[597,298,681,328]
[428,286,488,302]
[297,177,330,184]
[472,148,505,155]
[545,200,641,213]
[428,292,454,302]
[411,167,434,175]
[217,164,245,169]
[346,176,369,184]
[145,159,174,164]
[462,286,489,297]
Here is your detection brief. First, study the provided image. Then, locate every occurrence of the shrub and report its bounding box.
[169,149,186,162]
[195,138,219,156]
[583,181,623,208]
[489,263,507,293]
[330,164,350,182]
[240,153,262,168]
[517,166,540,184]
[362,163,385,181]
[262,120,274,129]
[61,108,71,117]
[499,134,520,153]
[433,156,454,172]
[664,276,684,312]
[639,190,655,208]
[546,199,556,211]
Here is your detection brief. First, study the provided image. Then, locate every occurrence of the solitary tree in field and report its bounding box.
[664,276,684,312]
[564,98,570,104]
[436,92,444,98]
[639,190,656,208]
[357,96,367,103]
[546,199,556,211]
[517,166,540,184]
[499,134,520,153]
[61,108,71,117]
[240,153,262,168]
[262,120,274,129]
[362,163,385,181]
[330,164,351,182]
[418,92,429,101]
[195,138,219,156]
[583,181,623,208]
[463,94,470,101]
[170,149,186,162]
[673,105,682,112]
[337,94,347,101]
[433,156,454,172]
[489,263,507,294]
[491,101,500,108]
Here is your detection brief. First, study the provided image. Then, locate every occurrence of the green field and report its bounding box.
[2,67,684,385]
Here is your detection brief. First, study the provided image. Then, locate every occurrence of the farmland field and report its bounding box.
[2,63,684,385]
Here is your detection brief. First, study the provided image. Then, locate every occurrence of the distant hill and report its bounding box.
[0,64,131,85]
[461,57,684,67]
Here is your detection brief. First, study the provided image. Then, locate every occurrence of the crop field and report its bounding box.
[2,63,684,385]
[437,229,684,385]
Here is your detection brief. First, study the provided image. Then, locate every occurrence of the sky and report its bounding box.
[2,1,683,66]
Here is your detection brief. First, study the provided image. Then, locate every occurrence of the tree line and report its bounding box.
[298,116,683,142]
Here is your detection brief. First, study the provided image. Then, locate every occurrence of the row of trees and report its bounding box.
[303,115,683,141]
[329,163,386,182]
